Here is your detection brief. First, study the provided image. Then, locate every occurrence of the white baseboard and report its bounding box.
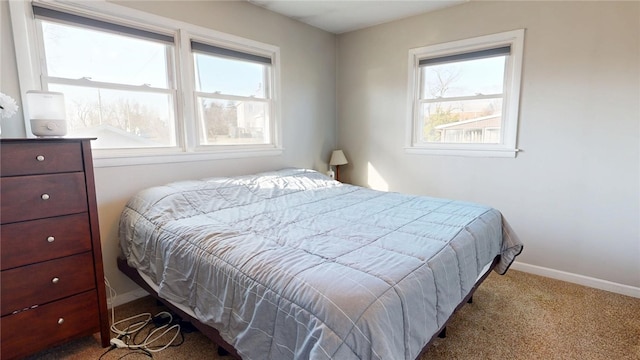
[511,261,640,299]
[109,288,150,308]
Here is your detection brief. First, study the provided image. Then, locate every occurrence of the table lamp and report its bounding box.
[329,150,348,181]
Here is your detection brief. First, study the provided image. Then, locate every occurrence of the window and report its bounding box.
[33,6,178,150]
[10,0,281,165]
[191,41,273,147]
[407,29,525,157]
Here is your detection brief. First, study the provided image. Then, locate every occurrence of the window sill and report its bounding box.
[93,147,284,168]
[404,146,519,158]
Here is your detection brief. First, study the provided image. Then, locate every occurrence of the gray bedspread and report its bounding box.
[119,168,522,360]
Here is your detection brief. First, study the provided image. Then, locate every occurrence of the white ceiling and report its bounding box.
[247,0,467,34]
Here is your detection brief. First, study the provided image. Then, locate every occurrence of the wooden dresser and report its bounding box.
[0,138,110,359]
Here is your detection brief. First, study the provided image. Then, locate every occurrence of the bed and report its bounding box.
[118,168,523,360]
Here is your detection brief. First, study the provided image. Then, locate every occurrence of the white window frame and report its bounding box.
[9,0,282,167]
[406,29,525,158]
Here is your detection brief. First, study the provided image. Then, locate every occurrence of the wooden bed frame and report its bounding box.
[117,255,500,359]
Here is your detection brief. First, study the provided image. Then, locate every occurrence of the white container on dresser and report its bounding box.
[0,138,110,359]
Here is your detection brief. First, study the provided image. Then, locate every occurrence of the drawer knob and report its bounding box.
[47,236,55,243]
[41,194,50,200]
[36,155,45,162]
[52,277,60,284]
[58,318,64,325]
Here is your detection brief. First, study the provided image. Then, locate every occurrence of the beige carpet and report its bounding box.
[25,270,640,360]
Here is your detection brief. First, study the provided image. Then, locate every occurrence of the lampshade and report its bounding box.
[329,150,348,166]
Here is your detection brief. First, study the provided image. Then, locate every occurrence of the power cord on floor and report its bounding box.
[101,277,184,359]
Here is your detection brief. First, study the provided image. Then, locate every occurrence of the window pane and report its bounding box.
[420,98,503,143]
[485,128,500,143]
[41,21,171,88]
[421,56,506,99]
[49,84,176,149]
[197,98,269,145]
[194,53,267,98]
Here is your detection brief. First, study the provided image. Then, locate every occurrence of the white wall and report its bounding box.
[2,0,337,299]
[1,1,26,137]
[337,1,640,290]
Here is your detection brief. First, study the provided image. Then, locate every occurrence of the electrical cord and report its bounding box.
[102,277,183,358]
[100,347,151,360]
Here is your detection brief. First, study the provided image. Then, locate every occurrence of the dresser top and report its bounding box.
[0,137,96,143]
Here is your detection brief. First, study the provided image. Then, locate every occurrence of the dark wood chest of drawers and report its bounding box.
[0,138,110,359]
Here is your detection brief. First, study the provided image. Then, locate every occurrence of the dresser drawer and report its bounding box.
[0,290,100,360]
[0,172,88,224]
[0,141,83,177]
[1,214,92,270]
[1,252,95,316]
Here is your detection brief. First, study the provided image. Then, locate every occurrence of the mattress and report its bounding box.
[119,168,523,360]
